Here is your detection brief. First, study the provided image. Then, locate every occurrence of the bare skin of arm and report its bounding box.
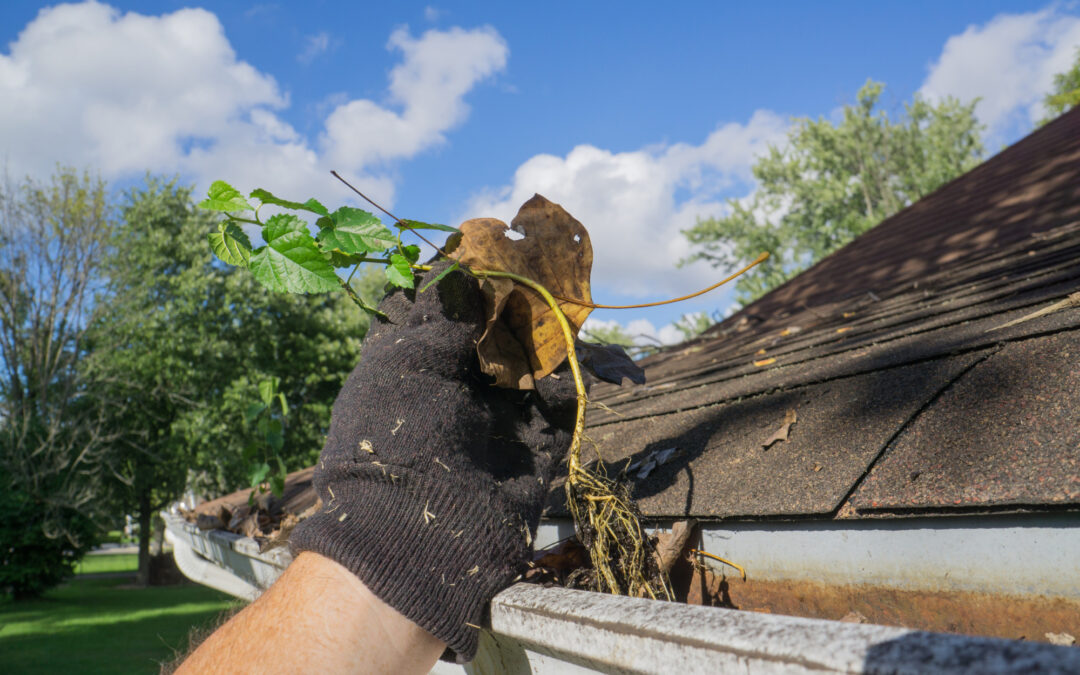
[176,552,447,675]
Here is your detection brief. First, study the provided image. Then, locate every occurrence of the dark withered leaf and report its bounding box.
[576,339,646,386]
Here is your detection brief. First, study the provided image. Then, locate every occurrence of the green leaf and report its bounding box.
[258,379,277,406]
[401,244,421,264]
[198,181,253,212]
[263,214,310,242]
[250,188,329,216]
[242,442,259,464]
[266,431,284,452]
[277,393,289,417]
[317,208,396,254]
[250,462,271,487]
[245,402,267,423]
[385,253,415,289]
[276,455,287,478]
[269,474,285,497]
[419,261,460,293]
[400,219,459,233]
[250,231,341,294]
[207,222,253,267]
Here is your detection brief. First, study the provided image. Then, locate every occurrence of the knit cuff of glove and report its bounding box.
[289,470,531,663]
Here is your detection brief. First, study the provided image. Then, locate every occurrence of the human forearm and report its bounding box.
[176,552,446,674]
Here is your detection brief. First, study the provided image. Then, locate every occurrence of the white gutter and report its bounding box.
[164,514,1080,674]
[537,513,1080,597]
[163,512,288,599]
[470,584,1080,674]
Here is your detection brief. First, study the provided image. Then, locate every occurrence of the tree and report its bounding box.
[0,168,115,598]
[683,80,984,305]
[672,312,715,342]
[1039,47,1080,125]
[85,178,377,585]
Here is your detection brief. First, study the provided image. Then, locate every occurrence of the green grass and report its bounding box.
[75,553,138,575]
[0,576,239,674]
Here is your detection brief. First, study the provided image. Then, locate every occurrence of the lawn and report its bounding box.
[75,553,138,575]
[0,576,239,674]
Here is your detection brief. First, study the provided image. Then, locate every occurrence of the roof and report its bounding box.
[194,107,1080,532]
[574,106,1080,521]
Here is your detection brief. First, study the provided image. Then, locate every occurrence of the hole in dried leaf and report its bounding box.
[573,234,581,243]
[503,229,525,241]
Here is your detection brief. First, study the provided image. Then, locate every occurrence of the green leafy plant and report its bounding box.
[243,377,290,504]
[200,180,457,316]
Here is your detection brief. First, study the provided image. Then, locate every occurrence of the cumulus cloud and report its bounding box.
[0,2,506,209]
[920,6,1080,140]
[466,110,787,297]
[320,26,507,169]
[297,31,330,64]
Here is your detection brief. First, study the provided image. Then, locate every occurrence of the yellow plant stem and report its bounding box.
[474,268,670,601]
[690,548,747,581]
[473,269,588,473]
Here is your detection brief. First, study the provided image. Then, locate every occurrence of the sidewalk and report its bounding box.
[88,543,139,555]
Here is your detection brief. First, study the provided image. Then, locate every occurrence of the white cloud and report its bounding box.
[466,110,787,297]
[298,31,330,64]
[920,6,1080,139]
[0,2,506,210]
[582,317,686,348]
[320,26,508,169]
[424,6,444,22]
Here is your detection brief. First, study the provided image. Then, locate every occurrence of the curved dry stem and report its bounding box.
[551,251,770,310]
[477,269,672,601]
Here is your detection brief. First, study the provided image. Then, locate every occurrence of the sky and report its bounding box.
[1,1,1078,345]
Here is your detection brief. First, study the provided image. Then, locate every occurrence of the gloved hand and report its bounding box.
[289,262,577,663]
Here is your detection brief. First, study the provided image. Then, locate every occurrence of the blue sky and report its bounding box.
[2,1,1078,343]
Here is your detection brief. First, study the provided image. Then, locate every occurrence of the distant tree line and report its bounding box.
[684,51,1080,307]
[0,169,382,597]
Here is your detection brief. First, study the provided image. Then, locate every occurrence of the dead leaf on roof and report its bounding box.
[753,357,776,367]
[763,409,798,449]
[755,348,767,355]
[842,311,856,318]
[627,446,682,480]
[450,194,593,389]
[836,326,852,334]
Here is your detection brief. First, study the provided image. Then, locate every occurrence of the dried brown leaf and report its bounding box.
[763,409,798,449]
[653,519,696,573]
[451,194,593,388]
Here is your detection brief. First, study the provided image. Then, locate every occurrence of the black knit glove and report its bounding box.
[289,262,577,663]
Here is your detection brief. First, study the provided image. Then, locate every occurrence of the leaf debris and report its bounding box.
[763,409,798,449]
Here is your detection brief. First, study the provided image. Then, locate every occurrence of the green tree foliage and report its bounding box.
[0,168,114,598]
[683,80,984,305]
[1039,47,1080,125]
[672,312,716,342]
[85,178,378,585]
[580,322,636,349]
